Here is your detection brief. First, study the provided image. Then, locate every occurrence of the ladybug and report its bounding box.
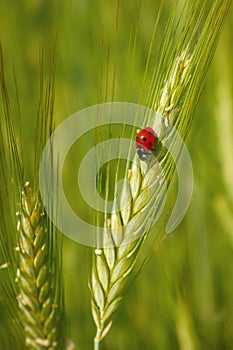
[136,127,157,160]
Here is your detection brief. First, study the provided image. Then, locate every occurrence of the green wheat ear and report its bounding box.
[0,43,68,349]
[16,182,65,350]
[13,48,68,349]
[90,1,232,349]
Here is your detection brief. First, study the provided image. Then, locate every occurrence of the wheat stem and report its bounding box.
[94,329,102,350]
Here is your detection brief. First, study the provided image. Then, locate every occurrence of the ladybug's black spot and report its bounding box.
[149,142,152,146]
[141,136,147,141]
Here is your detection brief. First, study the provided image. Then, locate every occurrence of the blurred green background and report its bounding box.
[0,1,233,349]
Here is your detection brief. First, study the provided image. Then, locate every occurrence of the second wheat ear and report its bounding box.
[16,182,65,350]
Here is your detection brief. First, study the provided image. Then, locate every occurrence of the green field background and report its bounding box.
[0,1,233,349]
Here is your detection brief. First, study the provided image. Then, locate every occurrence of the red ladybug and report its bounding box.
[136,127,157,160]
